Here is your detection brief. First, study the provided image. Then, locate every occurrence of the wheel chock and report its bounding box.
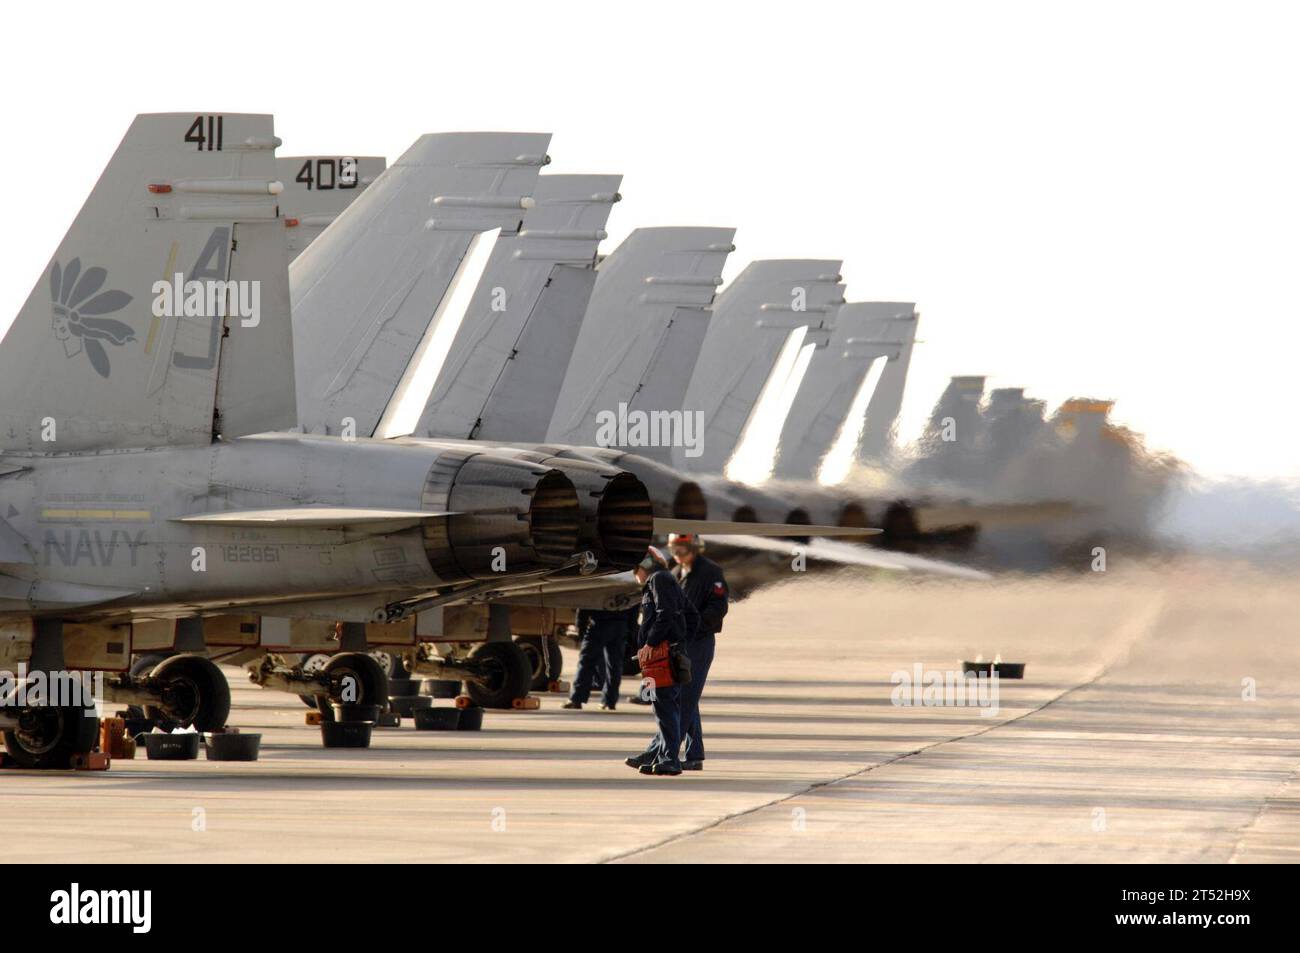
[511,696,541,711]
[305,710,324,726]
[546,680,570,694]
[961,660,1026,679]
[71,751,111,771]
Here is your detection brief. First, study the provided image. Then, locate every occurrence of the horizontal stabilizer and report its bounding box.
[175,506,453,527]
[653,518,879,538]
[709,534,991,580]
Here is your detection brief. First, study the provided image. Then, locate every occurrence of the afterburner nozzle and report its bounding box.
[420,451,580,581]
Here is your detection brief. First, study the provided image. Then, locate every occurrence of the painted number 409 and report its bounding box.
[295,157,358,190]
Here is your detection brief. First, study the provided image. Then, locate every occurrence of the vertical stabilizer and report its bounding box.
[291,132,551,437]
[675,260,844,473]
[908,374,986,484]
[415,174,622,442]
[0,112,295,452]
[545,227,735,457]
[773,301,915,480]
[855,304,919,461]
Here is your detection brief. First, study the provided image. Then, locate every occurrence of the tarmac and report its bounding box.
[2,559,1297,863]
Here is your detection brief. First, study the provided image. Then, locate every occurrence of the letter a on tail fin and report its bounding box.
[0,113,296,452]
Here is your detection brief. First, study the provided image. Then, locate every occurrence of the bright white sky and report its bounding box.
[1,1,1295,479]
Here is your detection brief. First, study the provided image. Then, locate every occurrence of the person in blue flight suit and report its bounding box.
[623,546,693,776]
[562,605,637,710]
[667,533,728,771]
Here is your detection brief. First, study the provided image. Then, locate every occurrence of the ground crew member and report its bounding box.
[562,606,637,710]
[668,533,728,771]
[623,546,690,776]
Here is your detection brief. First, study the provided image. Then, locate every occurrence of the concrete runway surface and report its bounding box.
[2,559,1296,863]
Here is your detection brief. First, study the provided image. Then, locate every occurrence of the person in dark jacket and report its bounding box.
[562,606,637,710]
[623,546,688,776]
[668,533,728,771]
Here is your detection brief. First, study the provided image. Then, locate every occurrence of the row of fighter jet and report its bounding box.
[0,114,1064,768]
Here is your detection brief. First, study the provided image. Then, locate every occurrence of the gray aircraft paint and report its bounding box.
[0,114,987,652]
[674,260,845,474]
[291,132,551,437]
[277,155,386,262]
[279,166,781,531]
[0,116,613,623]
[414,174,621,442]
[772,302,917,481]
[545,227,735,459]
[907,375,987,485]
[855,305,919,462]
[982,387,1046,477]
[0,432,580,618]
[0,113,296,452]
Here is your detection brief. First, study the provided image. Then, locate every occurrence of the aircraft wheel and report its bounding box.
[123,653,170,724]
[3,699,100,769]
[131,653,170,677]
[145,654,231,732]
[316,652,389,722]
[298,653,330,707]
[464,641,532,709]
[516,635,563,691]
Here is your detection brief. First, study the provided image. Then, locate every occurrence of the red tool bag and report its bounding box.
[637,642,675,688]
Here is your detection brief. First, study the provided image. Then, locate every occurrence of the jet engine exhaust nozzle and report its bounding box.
[421,453,581,581]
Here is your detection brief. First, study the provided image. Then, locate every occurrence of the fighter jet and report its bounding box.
[0,115,672,765]
[277,131,882,702]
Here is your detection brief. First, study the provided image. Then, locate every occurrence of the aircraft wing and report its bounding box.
[653,518,880,538]
[175,507,454,528]
[479,523,987,614]
[709,534,991,580]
